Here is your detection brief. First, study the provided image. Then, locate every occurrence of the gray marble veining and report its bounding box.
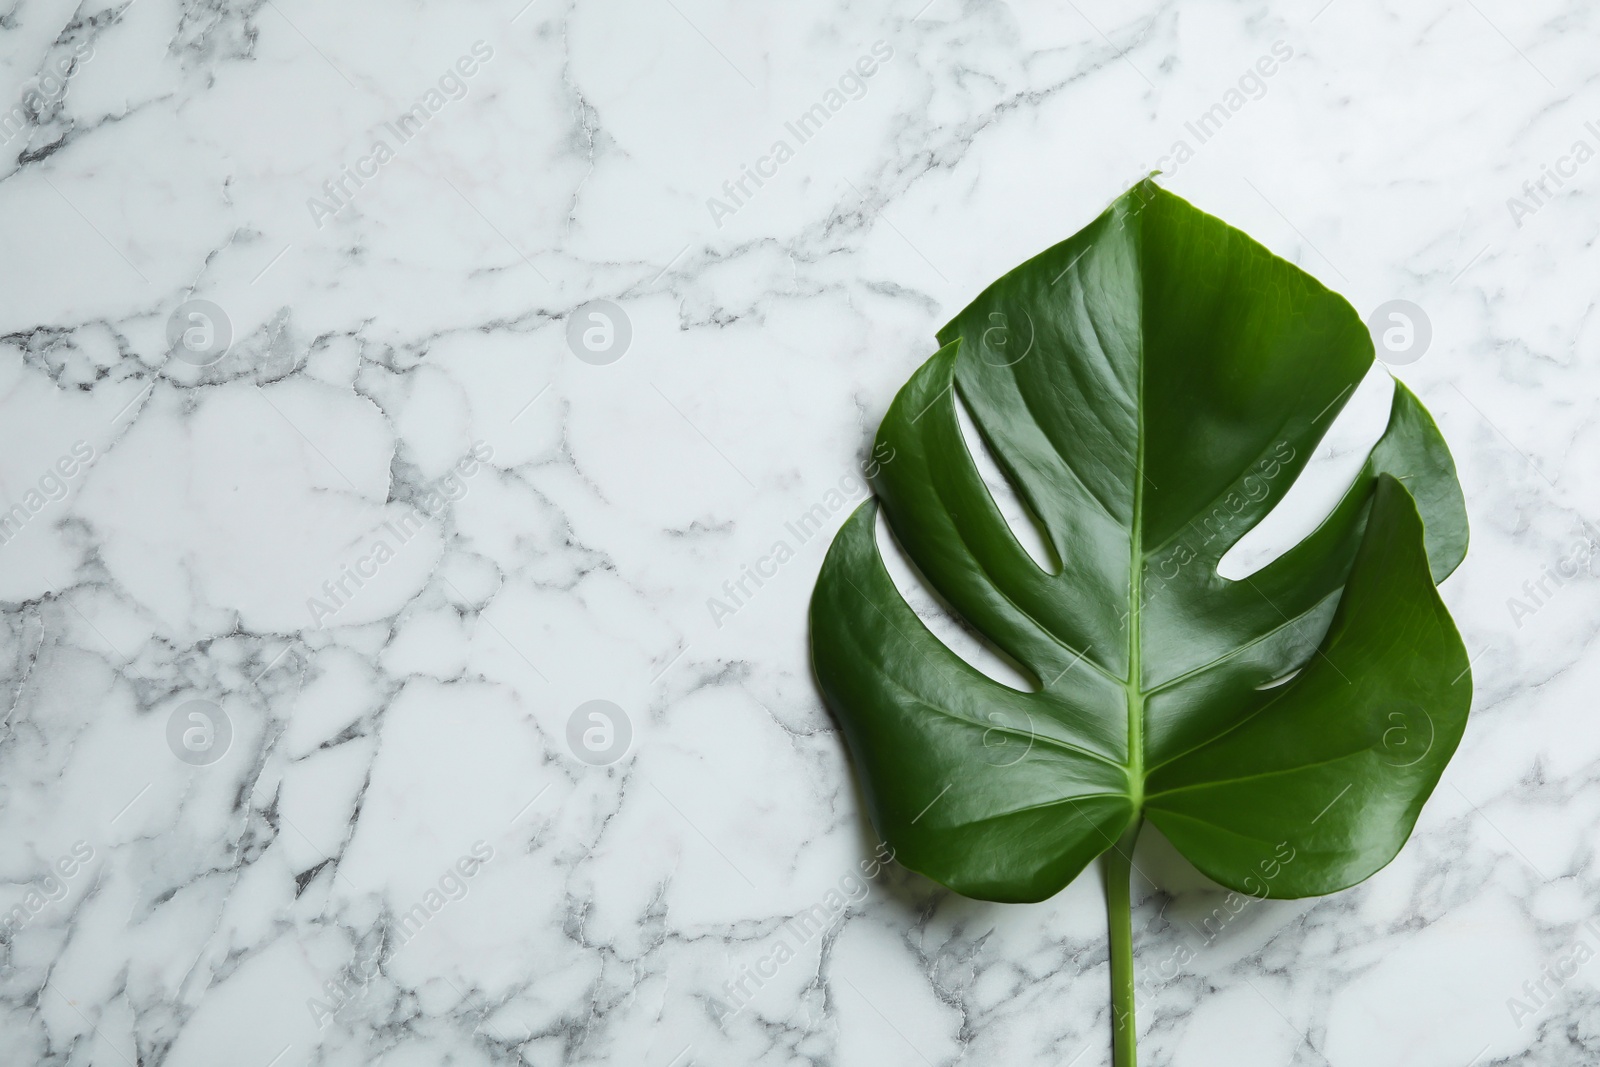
[0,0,1596,1064]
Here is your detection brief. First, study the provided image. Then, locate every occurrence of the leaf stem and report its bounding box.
[1105,818,1142,1067]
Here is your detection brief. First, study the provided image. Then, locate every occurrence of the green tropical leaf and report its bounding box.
[809,179,1470,1065]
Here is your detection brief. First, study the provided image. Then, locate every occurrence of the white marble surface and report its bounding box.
[0,0,1596,1064]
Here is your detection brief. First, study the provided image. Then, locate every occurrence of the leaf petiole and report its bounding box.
[1104,818,1142,1067]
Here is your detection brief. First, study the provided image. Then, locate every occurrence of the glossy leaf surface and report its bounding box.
[810,181,1470,904]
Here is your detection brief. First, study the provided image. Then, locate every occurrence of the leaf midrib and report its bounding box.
[1125,246,1147,813]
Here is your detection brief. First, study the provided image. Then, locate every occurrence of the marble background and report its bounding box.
[0,0,1596,1064]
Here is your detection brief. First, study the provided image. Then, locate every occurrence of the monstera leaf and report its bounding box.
[810,180,1470,1065]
